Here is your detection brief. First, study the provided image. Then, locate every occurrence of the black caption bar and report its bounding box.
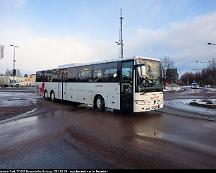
[0,170,109,173]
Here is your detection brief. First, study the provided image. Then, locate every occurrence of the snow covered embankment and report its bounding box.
[164,99,216,120]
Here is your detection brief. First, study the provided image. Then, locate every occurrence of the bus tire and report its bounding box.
[72,102,81,106]
[94,95,105,112]
[50,91,55,102]
[113,109,121,114]
[44,90,49,100]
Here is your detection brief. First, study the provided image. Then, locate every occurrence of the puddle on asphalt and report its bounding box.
[135,127,163,138]
[133,115,165,139]
[0,99,31,107]
[0,111,84,145]
[191,89,201,94]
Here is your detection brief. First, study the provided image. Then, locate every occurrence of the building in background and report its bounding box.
[17,74,36,87]
[0,74,36,87]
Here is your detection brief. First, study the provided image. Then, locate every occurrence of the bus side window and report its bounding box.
[93,62,120,82]
[78,66,92,82]
[67,68,78,82]
[50,70,59,82]
[109,68,118,82]
[41,71,48,82]
[60,69,67,82]
[103,69,110,82]
[122,61,133,82]
[93,69,103,82]
[36,71,42,82]
[121,61,133,93]
[102,62,118,82]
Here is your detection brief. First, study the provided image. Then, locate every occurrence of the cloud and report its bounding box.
[1,10,216,75]
[0,24,119,74]
[126,12,216,72]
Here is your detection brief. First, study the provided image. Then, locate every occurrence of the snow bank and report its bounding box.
[164,99,216,117]
[163,86,184,92]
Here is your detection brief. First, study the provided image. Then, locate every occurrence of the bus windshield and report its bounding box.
[135,59,162,92]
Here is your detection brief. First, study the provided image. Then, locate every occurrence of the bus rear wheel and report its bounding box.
[50,91,55,102]
[44,90,49,100]
[94,96,105,112]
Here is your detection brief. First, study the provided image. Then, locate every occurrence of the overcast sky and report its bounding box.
[0,0,216,75]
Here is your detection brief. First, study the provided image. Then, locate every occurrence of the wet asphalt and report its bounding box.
[0,87,216,169]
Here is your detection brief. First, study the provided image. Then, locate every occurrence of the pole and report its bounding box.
[116,9,124,58]
[207,43,216,86]
[13,46,16,83]
[213,58,215,86]
[10,45,19,85]
[120,8,123,59]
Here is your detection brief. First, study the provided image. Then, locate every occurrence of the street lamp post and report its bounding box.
[208,43,216,46]
[200,61,206,70]
[195,60,210,86]
[208,61,214,85]
[194,60,200,83]
[207,42,216,86]
[116,8,124,59]
[10,44,19,85]
[198,60,212,86]
[199,61,206,86]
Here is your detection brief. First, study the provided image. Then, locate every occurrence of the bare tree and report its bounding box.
[181,58,216,87]
[160,56,175,88]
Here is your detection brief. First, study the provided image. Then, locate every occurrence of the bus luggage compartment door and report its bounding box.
[77,90,93,104]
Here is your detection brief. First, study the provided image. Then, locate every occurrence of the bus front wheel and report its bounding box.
[94,96,105,112]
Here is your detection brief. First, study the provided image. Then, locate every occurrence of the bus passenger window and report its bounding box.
[122,61,133,93]
[50,70,59,82]
[78,66,92,82]
[110,68,118,81]
[67,68,78,82]
[93,69,103,82]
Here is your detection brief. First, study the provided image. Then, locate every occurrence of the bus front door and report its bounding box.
[120,61,133,112]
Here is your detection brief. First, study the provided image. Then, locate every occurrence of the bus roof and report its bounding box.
[57,56,160,69]
[37,56,160,72]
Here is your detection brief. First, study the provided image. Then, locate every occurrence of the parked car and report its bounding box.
[191,82,199,89]
[10,80,20,88]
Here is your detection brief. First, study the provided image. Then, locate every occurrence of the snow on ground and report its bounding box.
[163,85,216,93]
[193,99,216,105]
[204,87,216,94]
[165,99,216,117]
[163,86,184,92]
[0,92,41,107]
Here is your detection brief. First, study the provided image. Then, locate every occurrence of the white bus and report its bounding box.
[35,56,163,112]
